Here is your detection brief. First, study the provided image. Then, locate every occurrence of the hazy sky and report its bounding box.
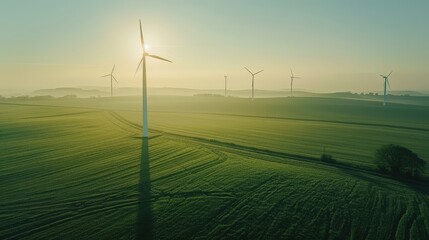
[1,0,428,92]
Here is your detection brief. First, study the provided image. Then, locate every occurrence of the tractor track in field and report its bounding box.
[2,105,429,239]
[150,110,429,133]
[8,104,428,193]
[105,111,318,165]
[106,111,235,197]
[107,111,141,132]
[164,130,429,190]
[20,111,98,119]
[106,111,429,191]
[3,101,429,133]
[2,187,235,239]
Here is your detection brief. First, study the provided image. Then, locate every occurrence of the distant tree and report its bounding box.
[320,153,336,163]
[15,96,30,101]
[320,147,336,163]
[60,95,77,99]
[32,95,53,100]
[193,94,223,97]
[375,144,426,179]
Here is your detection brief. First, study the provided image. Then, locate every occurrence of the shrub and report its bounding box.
[32,95,54,100]
[320,153,336,163]
[375,144,426,179]
[60,95,77,99]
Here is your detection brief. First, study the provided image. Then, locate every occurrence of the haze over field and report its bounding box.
[2,96,429,239]
[1,0,429,93]
[2,1,429,239]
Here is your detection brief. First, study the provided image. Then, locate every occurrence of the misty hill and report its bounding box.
[24,87,429,105]
[29,87,320,98]
[33,88,107,98]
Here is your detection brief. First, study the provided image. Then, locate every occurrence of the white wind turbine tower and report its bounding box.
[244,67,263,101]
[379,71,392,106]
[224,75,228,97]
[290,68,301,97]
[101,64,118,97]
[134,19,172,138]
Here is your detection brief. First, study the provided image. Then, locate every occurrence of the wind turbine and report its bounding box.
[101,64,118,97]
[290,69,301,97]
[224,75,227,97]
[134,19,172,138]
[244,67,263,101]
[379,71,392,106]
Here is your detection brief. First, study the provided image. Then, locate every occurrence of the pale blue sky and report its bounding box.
[1,0,428,92]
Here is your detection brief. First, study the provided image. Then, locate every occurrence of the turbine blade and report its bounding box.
[387,71,393,77]
[290,68,294,77]
[244,67,253,75]
[111,64,115,74]
[254,70,264,75]
[112,75,118,83]
[139,19,145,49]
[147,54,172,63]
[294,77,301,79]
[380,74,386,78]
[101,74,110,78]
[133,58,143,79]
[387,79,391,90]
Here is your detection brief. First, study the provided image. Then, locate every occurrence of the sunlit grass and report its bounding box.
[1,96,428,239]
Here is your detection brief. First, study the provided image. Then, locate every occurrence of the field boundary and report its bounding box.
[106,111,429,187]
[2,101,428,132]
[150,110,429,133]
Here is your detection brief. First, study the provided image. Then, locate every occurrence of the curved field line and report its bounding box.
[3,101,428,133]
[100,111,429,188]
[150,110,429,132]
[21,111,98,119]
[106,111,415,182]
[5,102,426,187]
[108,111,141,131]
[161,130,429,185]
[0,101,99,111]
[106,111,233,194]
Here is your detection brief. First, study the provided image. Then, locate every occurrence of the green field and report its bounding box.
[1,96,429,239]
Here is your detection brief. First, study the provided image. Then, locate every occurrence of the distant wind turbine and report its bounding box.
[379,71,392,106]
[224,75,227,97]
[244,67,263,101]
[290,69,301,97]
[134,19,172,138]
[101,64,118,97]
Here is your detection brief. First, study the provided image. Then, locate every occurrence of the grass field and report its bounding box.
[1,96,429,239]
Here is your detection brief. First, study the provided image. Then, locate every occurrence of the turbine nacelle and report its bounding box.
[144,52,172,63]
[245,67,264,76]
[379,71,393,106]
[289,68,302,98]
[244,67,263,101]
[101,64,118,97]
[134,20,172,78]
[379,71,393,90]
[290,69,301,80]
[101,64,118,83]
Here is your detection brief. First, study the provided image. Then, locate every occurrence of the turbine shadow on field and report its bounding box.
[136,138,153,240]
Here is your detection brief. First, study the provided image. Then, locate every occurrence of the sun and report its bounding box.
[144,44,150,51]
